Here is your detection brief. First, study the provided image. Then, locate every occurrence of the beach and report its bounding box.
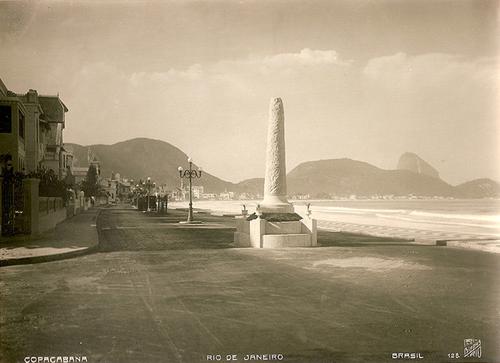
[170,199,500,242]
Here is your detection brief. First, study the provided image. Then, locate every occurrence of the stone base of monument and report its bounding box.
[234,213,317,248]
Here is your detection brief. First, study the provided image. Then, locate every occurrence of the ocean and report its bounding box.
[169,199,500,239]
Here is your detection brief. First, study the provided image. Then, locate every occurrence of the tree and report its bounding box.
[82,164,99,197]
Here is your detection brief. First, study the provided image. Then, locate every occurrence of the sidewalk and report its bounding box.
[0,208,100,266]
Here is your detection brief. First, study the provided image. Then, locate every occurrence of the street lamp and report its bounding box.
[145,177,155,212]
[134,184,140,208]
[178,157,202,223]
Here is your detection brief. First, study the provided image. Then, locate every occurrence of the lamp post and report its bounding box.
[135,183,141,208]
[145,177,155,212]
[178,157,202,223]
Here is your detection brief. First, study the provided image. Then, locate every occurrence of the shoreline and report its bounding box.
[169,199,500,242]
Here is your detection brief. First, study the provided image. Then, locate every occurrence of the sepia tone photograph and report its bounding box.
[0,1,499,362]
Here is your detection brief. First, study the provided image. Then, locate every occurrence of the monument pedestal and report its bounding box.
[234,212,317,248]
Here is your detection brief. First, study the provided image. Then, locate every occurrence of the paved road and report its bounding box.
[1,207,499,363]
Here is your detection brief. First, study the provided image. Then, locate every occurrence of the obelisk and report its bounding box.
[260,98,294,213]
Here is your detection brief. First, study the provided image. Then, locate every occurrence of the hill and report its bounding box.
[286,158,453,197]
[66,139,498,198]
[234,178,264,195]
[453,178,500,198]
[236,159,498,198]
[66,138,233,193]
[397,152,440,179]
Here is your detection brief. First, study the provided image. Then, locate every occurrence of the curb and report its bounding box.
[0,244,99,267]
[435,238,500,254]
[0,209,103,267]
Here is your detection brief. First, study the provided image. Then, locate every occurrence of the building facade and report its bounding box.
[38,95,69,178]
[17,90,47,173]
[0,79,27,172]
[0,78,69,178]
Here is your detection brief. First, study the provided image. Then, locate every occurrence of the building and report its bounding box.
[0,78,69,178]
[100,177,117,202]
[0,79,27,172]
[38,95,69,178]
[116,179,132,201]
[96,172,134,203]
[219,190,235,200]
[192,185,204,199]
[111,172,132,201]
[71,166,89,185]
[15,90,47,173]
[1,78,76,236]
[201,193,217,200]
[63,144,88,185]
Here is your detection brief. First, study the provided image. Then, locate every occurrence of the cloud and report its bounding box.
[121,48,353,104]
[363,52,497,87]
[128,48,351,85]
[60,49,498,184]
[258,48,350,67]
[130,64,204,85]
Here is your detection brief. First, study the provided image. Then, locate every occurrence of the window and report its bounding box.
[0,105,12,133]
[18,110,25,139]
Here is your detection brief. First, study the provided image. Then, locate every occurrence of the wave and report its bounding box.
[310,206,408,215]
[408,210,500,223]
[170,200,500,236]
[375,213,500,230]
[304,206,500,223]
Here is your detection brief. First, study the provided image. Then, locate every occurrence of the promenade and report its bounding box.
[0,208,100,266]
[1,206,498,363]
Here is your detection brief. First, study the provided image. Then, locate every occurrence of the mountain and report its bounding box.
[453,178,500,198]
[286,158,453,197]
[236,159,499,198]
[233,178,263,195]
[67,138,498,198]
[397,152,439,179]
[66,138,233,192]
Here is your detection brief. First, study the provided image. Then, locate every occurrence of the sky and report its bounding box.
[0,0,498,184]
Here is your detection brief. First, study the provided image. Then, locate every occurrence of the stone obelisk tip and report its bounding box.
[261,97,293,213]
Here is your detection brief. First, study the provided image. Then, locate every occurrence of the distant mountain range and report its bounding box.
[66,138,233,193]
[241,159,499,198]
[67,138,499,198]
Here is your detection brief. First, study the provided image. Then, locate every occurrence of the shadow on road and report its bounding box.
[97,208,237,252]
[318,230,414,247]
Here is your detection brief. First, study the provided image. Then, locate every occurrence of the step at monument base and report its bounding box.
[262,233,311,248]
[234,231,250,247]
[233,217,317,248]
